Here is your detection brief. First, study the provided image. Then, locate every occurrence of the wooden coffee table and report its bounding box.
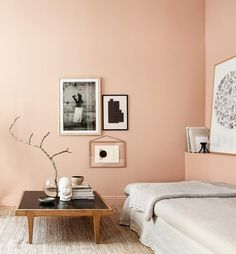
[15,191,113,244]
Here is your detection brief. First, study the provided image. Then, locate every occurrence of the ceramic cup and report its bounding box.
[71,176,84,185]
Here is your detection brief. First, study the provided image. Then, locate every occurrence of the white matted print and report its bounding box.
[59,78,101,135]
[102,95,128,130]
[94,145,119,163]
[210,56,236,154]
[89,135,126,168]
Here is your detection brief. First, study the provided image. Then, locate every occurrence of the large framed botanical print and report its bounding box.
[59,78,101,135]
[210,56,236,154]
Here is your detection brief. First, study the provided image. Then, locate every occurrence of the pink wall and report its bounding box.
[0,0,205,205]
[185,153,236,184]
[205,0,236,126]
[185,0,236,185]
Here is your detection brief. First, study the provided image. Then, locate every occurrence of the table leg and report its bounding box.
[93,214,101,243]
[27,213,34,244]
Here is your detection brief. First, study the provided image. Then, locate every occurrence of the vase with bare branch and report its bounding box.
[9,117,71,197]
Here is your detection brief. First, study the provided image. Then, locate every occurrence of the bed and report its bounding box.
[119,181,236,254]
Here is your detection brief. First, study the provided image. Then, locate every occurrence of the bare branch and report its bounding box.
[9,116,20,131]
[28,133,34,144]
[9,117,27,144]
[9,117,36,146]
[9,117,72,198]
[50,147,71,159]
[40,132,50,148]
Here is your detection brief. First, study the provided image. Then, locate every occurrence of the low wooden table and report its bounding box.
[15,191,113,244]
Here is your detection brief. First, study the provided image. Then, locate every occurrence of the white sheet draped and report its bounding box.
[128,181,236,221]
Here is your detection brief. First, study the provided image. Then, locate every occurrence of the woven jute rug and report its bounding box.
[0,207,152,254]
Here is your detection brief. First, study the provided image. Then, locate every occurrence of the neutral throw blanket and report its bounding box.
[129,181,236,221]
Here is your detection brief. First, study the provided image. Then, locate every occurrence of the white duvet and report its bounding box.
[120,181,236,254]
[128,181,236,221]
[154,197,236,254]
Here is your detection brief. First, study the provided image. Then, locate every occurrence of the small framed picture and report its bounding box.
[89,136,126,168]
[102,95,128,130]
[59,77,101,135]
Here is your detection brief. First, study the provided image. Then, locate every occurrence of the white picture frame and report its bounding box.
[210,56,236,154]
[94,145,120,163]
[59,77,101,135]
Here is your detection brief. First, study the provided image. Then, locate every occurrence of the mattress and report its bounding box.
[121,182,236,254]
[129,207,212,254]
[154,197,236,254]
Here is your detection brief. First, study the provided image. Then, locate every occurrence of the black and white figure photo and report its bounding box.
[102,95,128,130]
[59,78,101,135]
[210,56,236,154]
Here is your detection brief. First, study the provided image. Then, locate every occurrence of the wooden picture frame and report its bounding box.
[59,77,101,135]
[89,136,126,168]
[210,56,236,154]
[102,94,128,130]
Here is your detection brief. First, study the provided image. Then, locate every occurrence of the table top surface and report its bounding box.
[17,191,109,210]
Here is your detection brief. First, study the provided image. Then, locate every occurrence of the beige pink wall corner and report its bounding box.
[0,0,206,205]
[186,0,236,184]
[205,0,236,126]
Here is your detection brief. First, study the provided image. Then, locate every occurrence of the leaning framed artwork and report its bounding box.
[89,135,126,168]
[102,94,128,130]
[59,77,101,135]
[210,56,236,154]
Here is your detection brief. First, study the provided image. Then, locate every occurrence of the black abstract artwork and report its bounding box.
[102,94,128,130]
[108,99,124,123]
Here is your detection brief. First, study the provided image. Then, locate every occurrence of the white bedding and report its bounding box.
[155,198,236,254]
[128,206,213,254]
[128,181,236,221]
[120,181,236,254]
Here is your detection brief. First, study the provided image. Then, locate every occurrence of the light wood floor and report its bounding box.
[0,206,153,254]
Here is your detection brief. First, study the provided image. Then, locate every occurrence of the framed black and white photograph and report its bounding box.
[59,77,101,135]
[102,95,128,130]
[210,56,236,154]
